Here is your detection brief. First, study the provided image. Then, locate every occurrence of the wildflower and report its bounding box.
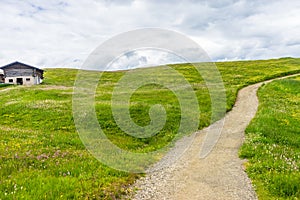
[36,153,49,160]
[52,150,61,158]
[25,150,31,156]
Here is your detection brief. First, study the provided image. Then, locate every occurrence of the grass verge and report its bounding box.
[240,76,300,199]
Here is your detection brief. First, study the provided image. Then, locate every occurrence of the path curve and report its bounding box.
[131,73,300,200]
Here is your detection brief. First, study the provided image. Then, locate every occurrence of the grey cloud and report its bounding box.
[0,0,300,69]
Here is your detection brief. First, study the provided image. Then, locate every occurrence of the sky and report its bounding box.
[1,0,300,70]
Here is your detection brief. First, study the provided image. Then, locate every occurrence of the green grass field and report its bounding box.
[240,76,300,199]
[0,57,300,199]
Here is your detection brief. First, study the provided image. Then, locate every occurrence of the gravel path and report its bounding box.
[130,74,300,200]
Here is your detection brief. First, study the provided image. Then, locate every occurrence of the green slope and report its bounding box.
[0,57,300,199]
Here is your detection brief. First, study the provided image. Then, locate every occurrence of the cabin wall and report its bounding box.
[5,67,34,77]
[4,76,41,86]
[0,74,4,83]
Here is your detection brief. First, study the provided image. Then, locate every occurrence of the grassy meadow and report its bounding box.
[0,57,300,199]
[240,76,300,199]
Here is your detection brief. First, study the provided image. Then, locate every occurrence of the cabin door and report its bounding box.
[17,78,23,85]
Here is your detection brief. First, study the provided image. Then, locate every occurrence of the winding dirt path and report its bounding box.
[132,74,300,200]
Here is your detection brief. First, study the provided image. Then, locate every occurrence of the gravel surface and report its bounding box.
[129,74,300,200]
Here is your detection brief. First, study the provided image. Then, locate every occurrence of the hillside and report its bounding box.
[0,57,300,199]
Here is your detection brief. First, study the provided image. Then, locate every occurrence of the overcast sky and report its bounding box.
[1,0,300,69]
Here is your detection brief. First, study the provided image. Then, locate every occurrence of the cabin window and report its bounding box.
[9,79,13,83]
[26,78,30,81]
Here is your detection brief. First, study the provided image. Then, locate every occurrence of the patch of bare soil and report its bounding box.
[35,85,73,90]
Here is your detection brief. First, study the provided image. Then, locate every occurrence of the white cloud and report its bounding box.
[108,49,186,71]
[0,0,300,69]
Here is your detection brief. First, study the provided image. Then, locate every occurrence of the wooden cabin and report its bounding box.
[0,62,44,85]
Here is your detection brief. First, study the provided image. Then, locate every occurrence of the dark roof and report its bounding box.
[0,61,44,71]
